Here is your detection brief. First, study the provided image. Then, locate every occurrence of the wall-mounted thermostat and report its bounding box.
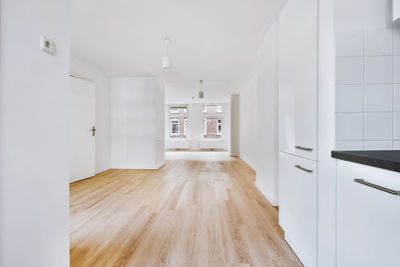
[40,36,56,55]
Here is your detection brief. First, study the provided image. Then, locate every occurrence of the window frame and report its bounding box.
[184,118,188,136]
[217,119,222,136]
[170,118,180,136]
[170,107,180,114]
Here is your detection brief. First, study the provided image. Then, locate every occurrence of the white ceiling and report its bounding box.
[72,0,286,101]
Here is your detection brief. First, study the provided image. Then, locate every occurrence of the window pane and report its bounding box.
[170,107,188,114]
[203,118,222,139]
[170,119,179,136]
[203,105,222,115]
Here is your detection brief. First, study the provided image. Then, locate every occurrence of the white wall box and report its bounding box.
[337,160,400,267]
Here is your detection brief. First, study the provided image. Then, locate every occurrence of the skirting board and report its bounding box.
[111,161,165,170]
[255,179,279,206]
[284,233,308,267]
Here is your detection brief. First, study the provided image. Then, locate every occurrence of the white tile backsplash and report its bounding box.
[336,57,363,84]
[336,140,364,150]
[364,28,393,56]
[336,85,364,112]
[364,140,393,150]
[395,84,400,111]
[393,140,400,149]
[364,113,393,140]
[336,26,398,150]
[395,28,400,56]
[393,112,400,139]
[336,30,364,56]
[336,113,364,140]
[395,56,400,83]
[364,84,393,112]
[364,56,394,84]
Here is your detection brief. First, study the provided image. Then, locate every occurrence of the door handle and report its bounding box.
[354,179,400,196]
[294,165,313,173]
[91,126,96,136]
[295,146,313,152]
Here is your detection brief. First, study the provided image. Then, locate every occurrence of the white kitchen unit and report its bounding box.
[394,0,400,21]
[337,160,400,267]
[279,152,317,267]
[279,0,318,161]
[278,0,319,266]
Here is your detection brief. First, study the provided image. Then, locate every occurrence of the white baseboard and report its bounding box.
[95,167,111,175]
[255,179,279,206]
[284,233,309,267]
[111,161,165,170]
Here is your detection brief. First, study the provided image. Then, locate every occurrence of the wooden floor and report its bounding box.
[70,152,302,267]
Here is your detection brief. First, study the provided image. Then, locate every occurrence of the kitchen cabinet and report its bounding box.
[337,160,400,267]
[278,0,318,161]
[279,152,317,267]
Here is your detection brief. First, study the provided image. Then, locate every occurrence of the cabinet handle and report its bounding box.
[295,165,313,173]
[354,179,400,196]
[295,146,313,152]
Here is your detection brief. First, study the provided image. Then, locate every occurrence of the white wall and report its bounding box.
[165,103,230,151]
[70,57,111,173]
[335,0,400,150]
[239,21,280,205]
[110,77,165,169]
[239,76,259,169]
[0,0,70,266]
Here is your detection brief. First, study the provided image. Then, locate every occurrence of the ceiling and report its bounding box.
[72,0,286,101]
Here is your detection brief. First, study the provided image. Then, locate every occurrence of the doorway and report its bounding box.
[70,75,96,182]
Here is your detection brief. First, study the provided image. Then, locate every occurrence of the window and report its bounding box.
[170,119,179,136]
[203,105,222,115]
[169,106,188,139]
[184,119,188,136]
[217,119,222,135]
[203,118,222,139]
[170,107,187,114]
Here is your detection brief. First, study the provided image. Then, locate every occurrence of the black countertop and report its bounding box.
[331,150,400,173]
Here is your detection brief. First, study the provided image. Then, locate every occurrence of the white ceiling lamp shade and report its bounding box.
[199,80,204,99]
[162,38,171,69]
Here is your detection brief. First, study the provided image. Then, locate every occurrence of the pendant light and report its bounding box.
[199,80,204,98]
[162,38,171,69]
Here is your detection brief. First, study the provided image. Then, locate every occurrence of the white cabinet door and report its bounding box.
[337,161,400,267]
[279,152,317,267]
[394,0,400,21]
[278,0,318,160]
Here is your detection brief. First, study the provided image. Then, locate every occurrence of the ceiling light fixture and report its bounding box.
[199,80,204,98]
[162,38,171,69]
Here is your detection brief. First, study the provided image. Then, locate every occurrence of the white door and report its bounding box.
[279,152,317,267]
[337,161,400,267]
[278,0,318,160]
[70,76,96,183]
